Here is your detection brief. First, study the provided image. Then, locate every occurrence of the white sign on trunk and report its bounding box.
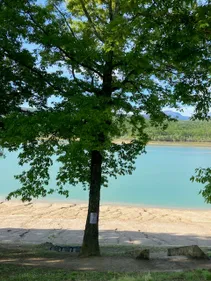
[90,212,98,224]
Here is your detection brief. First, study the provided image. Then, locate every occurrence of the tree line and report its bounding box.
[119,119,211,143]
[146,120,211,142]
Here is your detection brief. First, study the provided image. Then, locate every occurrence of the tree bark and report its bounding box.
[80,49,113,257]
[80,150,102,256]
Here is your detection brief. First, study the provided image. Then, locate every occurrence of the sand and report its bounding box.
[0,201,210,247]
[113,139,211,147]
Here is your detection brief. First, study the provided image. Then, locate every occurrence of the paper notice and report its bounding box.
[90,212,98,224]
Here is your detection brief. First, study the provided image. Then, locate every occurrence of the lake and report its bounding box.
[0,145,211,209]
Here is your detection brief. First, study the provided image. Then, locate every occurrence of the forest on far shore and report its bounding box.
[122,120,211,142]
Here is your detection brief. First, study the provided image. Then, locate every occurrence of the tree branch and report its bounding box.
[74,77,101,95]
[79,0,104,42]
[52,4,76,39]
[108,0,113,21]
[95,14,107,25]
[114,0,120,16]
[122,70,136,85]
[1,46,66,95]
[71,67,76,80]
[25,2,103,78]
[69,65,100,95]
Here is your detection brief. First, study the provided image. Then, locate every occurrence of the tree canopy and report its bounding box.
[0,0,210,255]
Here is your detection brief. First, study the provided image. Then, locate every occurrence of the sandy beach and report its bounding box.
[113,139,211,147]
[0,201,210,247]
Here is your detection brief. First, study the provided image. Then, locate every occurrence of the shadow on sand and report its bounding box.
[0,227,210,272]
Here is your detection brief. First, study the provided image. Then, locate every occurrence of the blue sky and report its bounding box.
[36,0,46,5]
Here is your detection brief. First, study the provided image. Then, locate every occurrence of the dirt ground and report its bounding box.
[0,202,211,272]
[0,244,210,273]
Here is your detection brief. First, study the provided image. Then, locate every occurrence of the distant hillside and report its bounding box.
[142,110,190,120]
[163,110,190,120]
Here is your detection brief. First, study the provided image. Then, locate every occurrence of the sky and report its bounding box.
[36,0,47,5]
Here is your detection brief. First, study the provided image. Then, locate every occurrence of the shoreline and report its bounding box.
[114,139,211,147]
[1,198,210,211]
[148,141,211,147]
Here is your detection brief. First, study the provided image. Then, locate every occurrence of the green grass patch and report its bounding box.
[0,244,211,281]
[0,264,211,281]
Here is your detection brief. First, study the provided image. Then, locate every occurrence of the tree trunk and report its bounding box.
[80,150,102,256]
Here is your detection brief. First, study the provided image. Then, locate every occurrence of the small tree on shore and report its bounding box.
[190,3,211,204]
[0,0,210,256]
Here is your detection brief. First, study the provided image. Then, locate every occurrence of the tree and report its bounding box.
[191,168,211,204]
[0,0,210,256]
[190,2,211,204]
[0,0,58,117]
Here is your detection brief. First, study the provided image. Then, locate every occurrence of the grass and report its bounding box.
[0,244,211,281]
[0,265,211,281]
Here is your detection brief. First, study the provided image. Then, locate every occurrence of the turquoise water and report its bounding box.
[0,145,211,209]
